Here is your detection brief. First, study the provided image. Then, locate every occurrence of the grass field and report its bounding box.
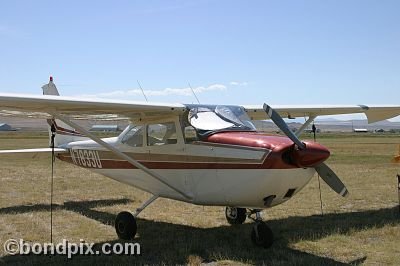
[0,132,399,265]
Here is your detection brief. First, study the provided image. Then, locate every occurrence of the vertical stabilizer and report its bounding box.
[42,77,88,147]
[41,76,60,96]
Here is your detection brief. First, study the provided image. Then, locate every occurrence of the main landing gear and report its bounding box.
[115,199,273,248]
[225,207,247,224]
[225,207,274,248]
[115,211,137,240]
[115,195,158,240]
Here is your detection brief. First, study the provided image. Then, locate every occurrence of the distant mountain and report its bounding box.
[2,115,400,133]
[315,117,342,122]
[252,118,400,132]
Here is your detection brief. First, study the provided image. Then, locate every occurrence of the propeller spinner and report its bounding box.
[263,103,349,197]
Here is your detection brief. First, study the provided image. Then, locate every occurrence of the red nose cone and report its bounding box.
[291,142,330,167]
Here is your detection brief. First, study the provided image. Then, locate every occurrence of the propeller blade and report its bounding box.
[315,163,349,197]
[263,104,347,197]
[263,103,306,149]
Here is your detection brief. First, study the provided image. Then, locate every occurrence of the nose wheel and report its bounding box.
[251,221,274,248]
[225,207,274,248]
[249,210,274,248]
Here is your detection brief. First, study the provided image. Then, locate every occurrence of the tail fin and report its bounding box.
[42,77,88,147]
[41,76,60,96]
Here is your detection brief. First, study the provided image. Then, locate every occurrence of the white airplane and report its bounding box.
[1,77,399,248]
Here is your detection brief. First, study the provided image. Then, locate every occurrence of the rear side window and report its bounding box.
[121,126,143,147]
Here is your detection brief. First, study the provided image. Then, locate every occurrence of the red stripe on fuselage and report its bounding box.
[57,152,297,170]
[47,119,85,137]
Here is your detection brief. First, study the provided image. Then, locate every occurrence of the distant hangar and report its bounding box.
[0,123,13,131]
[353,128,369,133]
[89,125,122,132]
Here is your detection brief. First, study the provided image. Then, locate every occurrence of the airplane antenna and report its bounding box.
[137,80,148,102]
[188,83,200,104]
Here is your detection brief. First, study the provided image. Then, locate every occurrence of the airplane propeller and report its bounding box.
[263,103,349,197]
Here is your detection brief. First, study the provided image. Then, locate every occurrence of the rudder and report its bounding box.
[42,77,88,147]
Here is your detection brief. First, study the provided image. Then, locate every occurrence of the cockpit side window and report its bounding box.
[121,126,143,147]
[180,115,199,143]
[147,122,177,146]
[184,125,199,143]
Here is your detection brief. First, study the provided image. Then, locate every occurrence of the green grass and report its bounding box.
[0,132,399,265]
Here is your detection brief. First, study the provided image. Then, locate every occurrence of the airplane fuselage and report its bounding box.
[56,130,329,209]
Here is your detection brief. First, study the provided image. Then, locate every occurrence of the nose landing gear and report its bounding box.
[249,210,274,248]
[225,207,274,248]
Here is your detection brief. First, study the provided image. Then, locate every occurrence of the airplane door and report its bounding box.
[183,142,219,203]
[183,126,222,205]
[146,120,188,198]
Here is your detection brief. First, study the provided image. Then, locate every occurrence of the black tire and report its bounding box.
[251,222,274,248]
[225,207,247,225]
[115,211,137,240]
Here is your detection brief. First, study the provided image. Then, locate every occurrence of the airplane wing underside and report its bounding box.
[0,148,67,154]
[243,104,400,123]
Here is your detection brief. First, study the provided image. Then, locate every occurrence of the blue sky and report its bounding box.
[0,1,399,119]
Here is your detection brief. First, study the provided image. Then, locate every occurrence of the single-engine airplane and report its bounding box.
[1,77,400,248]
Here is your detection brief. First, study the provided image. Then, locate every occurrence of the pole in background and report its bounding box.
[312,123,317,142]
[397,174,400,214]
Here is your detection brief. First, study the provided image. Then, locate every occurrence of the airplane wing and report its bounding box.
[243,104,400,123]
[1,93,400,123]
[0,148,67,154]
[0,93,186,121]
[0,148,67,159]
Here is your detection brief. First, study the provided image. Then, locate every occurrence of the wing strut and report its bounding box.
[51,112,193,200]
[295,115,317,137]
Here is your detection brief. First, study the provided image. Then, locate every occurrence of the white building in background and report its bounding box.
[89,125,121,132]
[353,128,368,133]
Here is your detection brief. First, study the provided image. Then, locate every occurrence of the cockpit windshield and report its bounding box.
[188,105,256,134]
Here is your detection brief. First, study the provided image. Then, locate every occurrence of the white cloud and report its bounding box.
[230,81,248,86]
[78,83,227,98]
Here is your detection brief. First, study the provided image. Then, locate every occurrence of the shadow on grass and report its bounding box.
[0,198,132,227]
[1,199,398,265]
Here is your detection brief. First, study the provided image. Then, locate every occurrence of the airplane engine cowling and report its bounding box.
[290,142,330,168]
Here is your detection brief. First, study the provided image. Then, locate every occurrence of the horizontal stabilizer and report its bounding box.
[0,148,67,154]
